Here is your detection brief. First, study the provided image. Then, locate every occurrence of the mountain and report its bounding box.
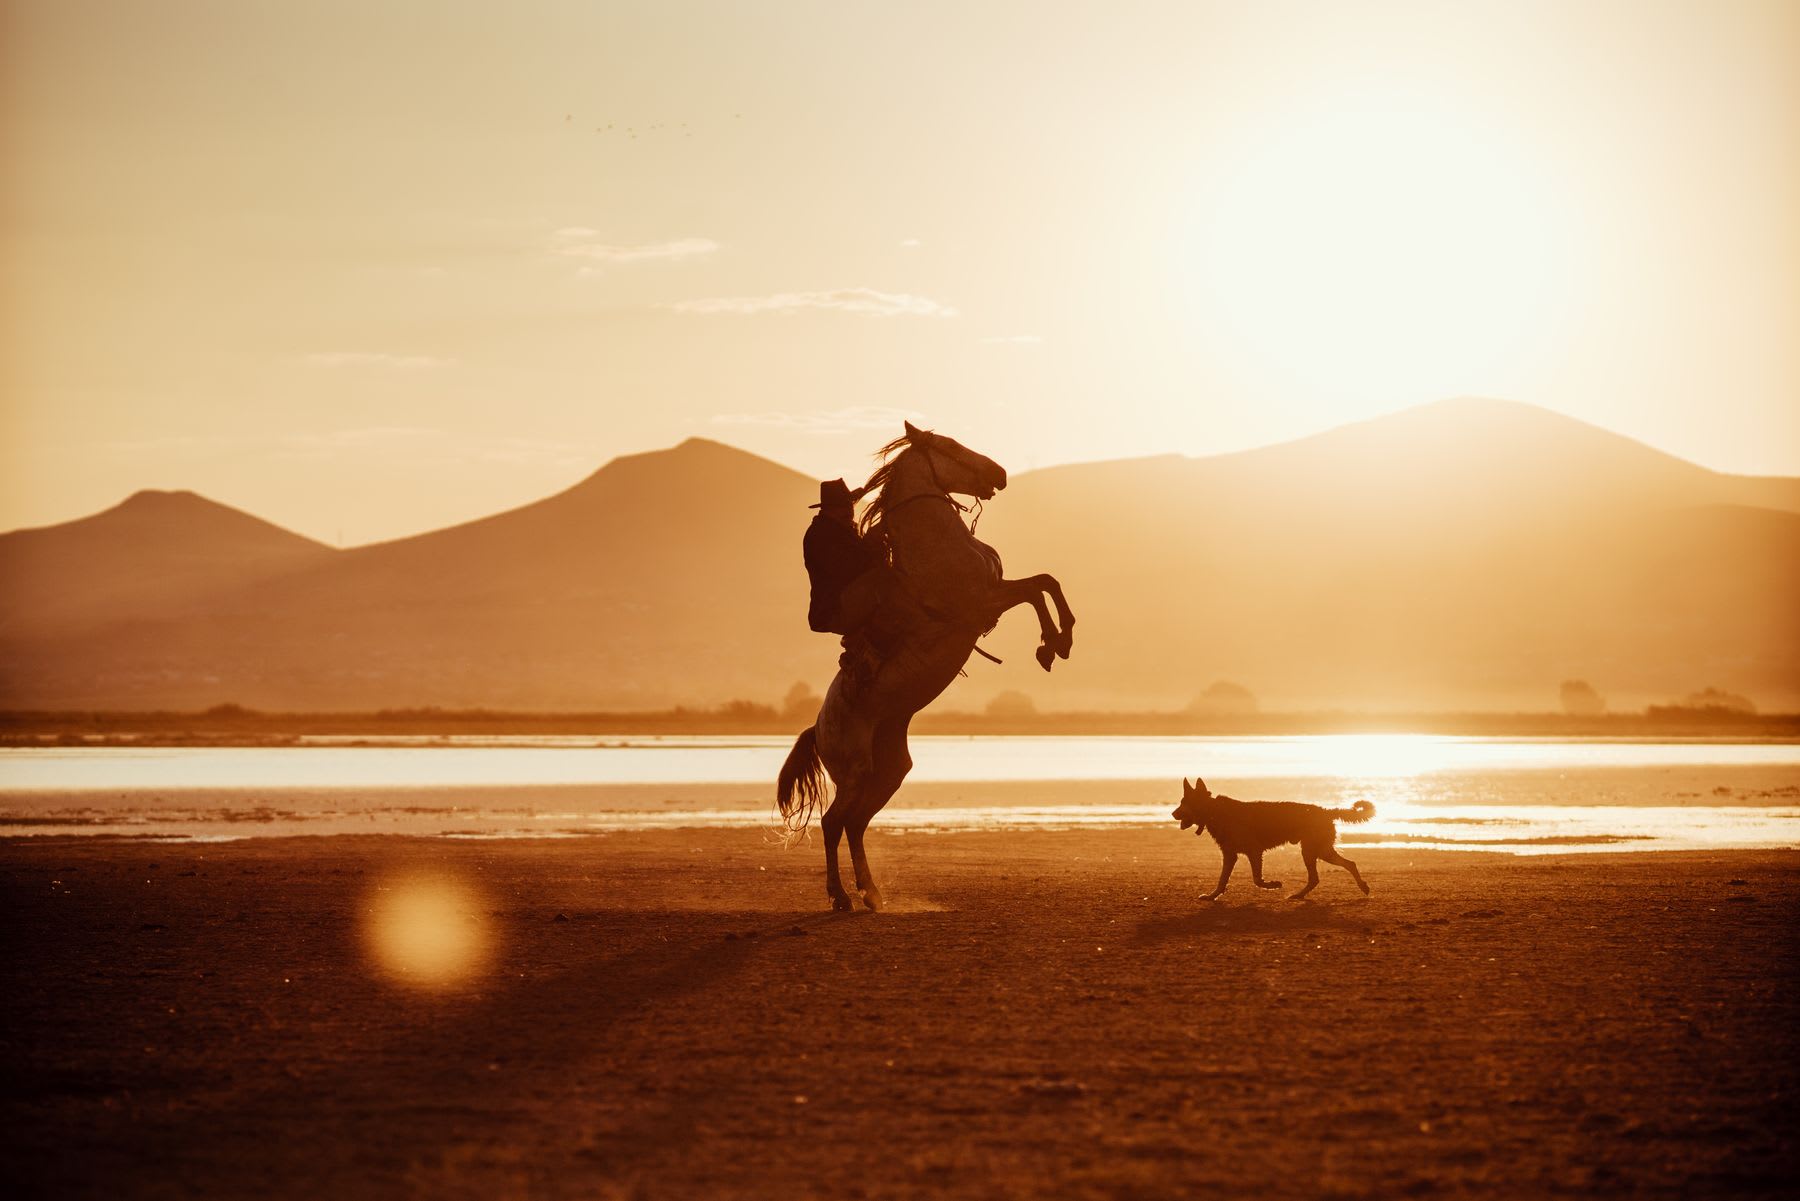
[1,402,1795,712]
[0,438,820,710]
[0,490,334,639]
[972,399,1800,711]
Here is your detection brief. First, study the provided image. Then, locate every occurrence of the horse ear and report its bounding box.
[903,420,922,438]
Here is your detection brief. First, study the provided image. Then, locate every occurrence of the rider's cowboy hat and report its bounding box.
[809,478,868,509]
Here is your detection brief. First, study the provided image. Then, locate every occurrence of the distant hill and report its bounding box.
[2,401,1795,712]
[973,399,1800,711]
[1,438,820,710]
[0,490,334,639]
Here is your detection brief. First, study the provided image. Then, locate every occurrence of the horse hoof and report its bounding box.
[860,887,884,912]
[829,892,854,912]
[1035,645,1056,672]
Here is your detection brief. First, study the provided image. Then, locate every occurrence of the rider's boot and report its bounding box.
[838,630,882,692]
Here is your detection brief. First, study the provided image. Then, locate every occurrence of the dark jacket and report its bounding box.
[804,513,879,633]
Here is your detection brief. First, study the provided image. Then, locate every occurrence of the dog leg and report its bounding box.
[1322,847,1371,895]
[1290,851,1321,901]
[1247,851,1282,890]
[1203,851,1238,901]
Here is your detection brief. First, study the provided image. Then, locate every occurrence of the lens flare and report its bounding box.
[362,872,492,989]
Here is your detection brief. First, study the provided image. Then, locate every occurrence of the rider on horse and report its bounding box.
[803,478,887,685]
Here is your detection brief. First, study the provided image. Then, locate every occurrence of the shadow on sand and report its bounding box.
[20,907,818,1197]
[1132,897,1369,943]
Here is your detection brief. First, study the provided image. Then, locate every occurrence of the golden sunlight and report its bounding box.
[1183,87,1570,404]
[362,872,493,990]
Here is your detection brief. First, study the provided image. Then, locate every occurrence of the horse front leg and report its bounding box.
[1039,574,1075,659]
[994,575,1076,671]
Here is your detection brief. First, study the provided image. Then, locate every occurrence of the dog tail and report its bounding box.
[1329,800,1376,823]
[776,725,827,834]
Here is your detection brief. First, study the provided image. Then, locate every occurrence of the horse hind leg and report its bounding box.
[820,787,858,912]
[847,718,913,912]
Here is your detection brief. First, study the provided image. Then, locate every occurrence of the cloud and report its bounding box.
[301,352,451,369]
[979,334,1044,345]
[898,238,923,248]
[666,288,957,318]
[710,405,928,435]
[551,230,719,263]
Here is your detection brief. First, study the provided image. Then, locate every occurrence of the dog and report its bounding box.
[1171,777,1374,900]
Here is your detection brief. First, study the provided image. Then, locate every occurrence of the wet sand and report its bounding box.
[3,829,1795,1199]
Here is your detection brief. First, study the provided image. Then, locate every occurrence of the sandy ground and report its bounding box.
[2,829,1795,1199]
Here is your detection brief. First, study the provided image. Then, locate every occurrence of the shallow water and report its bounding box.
[4,733,1797,790]
[2,735,1796,851]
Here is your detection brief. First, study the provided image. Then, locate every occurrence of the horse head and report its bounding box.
[901,420,1008,500]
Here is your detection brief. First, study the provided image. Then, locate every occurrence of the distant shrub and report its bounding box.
[201,703,256,719]
[985,690,1037,718]
[781,681,821,718]
[1187,681,1259,716]
[1559,679,1606,717]
[716,699,778,720]
[1678,687,1757,716]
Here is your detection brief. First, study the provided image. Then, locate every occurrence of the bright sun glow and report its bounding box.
[362,872,493,990]
[1301,733,1457,780]
[1183,89,1573,403]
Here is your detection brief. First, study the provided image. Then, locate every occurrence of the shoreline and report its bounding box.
[5,708,1797,744]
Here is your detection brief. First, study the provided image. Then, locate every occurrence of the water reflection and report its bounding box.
[3,734,1796,791]
[3,735,1796,853]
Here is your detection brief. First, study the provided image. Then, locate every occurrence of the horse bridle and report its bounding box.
[872,429,983,532]
[865,429,1002,663]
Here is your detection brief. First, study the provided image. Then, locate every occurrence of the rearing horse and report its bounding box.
[777,422,1075,911]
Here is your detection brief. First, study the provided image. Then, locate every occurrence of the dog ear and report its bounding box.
[1192,777,1207,796]
[1182,777,1193,797]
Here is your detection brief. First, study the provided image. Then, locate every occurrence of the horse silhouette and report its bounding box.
[777,422,1074,911]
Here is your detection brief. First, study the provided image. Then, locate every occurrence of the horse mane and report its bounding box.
[856,432,918,536]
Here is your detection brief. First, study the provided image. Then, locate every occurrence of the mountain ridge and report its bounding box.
[2,399,1794,712]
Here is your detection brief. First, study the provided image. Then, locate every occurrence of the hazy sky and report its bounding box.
[4,0,1796,544]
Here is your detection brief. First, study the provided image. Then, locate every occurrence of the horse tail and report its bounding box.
[1329,800,1376,823]
[776,725,827,833]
